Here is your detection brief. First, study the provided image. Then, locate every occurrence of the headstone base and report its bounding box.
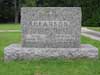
[4,44,98,61]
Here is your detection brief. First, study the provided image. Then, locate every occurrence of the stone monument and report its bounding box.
[4,7,98,61]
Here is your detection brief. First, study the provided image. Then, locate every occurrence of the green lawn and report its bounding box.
[87,27,100,32]
[0,58,100,75]
[0,24,20,30]
[0,24,100,75]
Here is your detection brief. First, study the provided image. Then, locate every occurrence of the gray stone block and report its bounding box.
[21,7,81,48]
[4,44,98,61]
[4,7,99,61]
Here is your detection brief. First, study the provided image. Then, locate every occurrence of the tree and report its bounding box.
[14,0,21,23]
[0,0,99,26]
[0,0,14,23]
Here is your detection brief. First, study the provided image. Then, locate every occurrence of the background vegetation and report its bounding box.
[0,0,100,26]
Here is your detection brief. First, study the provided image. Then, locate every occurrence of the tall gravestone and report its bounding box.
[4,7,98,61]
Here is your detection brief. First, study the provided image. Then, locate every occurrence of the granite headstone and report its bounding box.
[21,7,81,48]
[4,7,98,61]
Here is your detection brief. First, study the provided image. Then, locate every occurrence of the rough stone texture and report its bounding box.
[21,7,81,48]
[4,44,98,61]
[4,7,98,61]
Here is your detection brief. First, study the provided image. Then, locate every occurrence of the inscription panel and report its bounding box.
[21,7,81,48]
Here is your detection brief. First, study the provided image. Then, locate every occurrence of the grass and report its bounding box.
[0,32,21,58]
[0,34,99,75]
[87,27,100,32]
[0,24,20,30]
[0,24,100,75]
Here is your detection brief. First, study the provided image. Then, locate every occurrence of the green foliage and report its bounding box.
[0,0,100,26]
[84,7,100,27]
[0,0,36,23]
[36,0,100,26]
[0,0,15,23]
[21,0,36,7]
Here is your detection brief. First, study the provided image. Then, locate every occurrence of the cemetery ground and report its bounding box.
[0,24,100,75]
[87,27,100,32]
[0,24,20,30]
